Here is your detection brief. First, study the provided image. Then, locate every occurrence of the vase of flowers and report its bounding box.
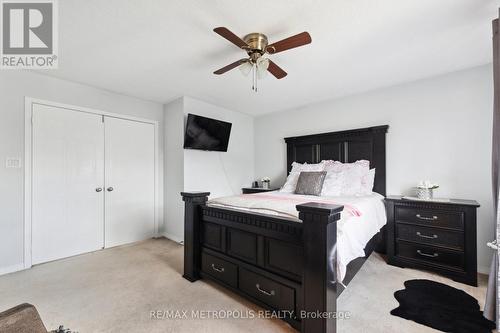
[261,177,271,189]
[416,180,439,200]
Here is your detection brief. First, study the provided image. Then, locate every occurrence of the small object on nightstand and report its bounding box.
[385,195,479,286]
[415,180,439,200]
[242,187,279,194]
[252,181,259,188]
[261,177,271,189]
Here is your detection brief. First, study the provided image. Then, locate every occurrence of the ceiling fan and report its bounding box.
[213,27,312,91]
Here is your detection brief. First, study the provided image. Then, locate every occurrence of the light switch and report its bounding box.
[6,157,22,168]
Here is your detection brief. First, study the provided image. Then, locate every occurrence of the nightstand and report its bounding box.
[241,187,279,194]
[385,196,480,286]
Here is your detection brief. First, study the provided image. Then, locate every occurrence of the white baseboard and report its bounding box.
[163,232,184,244]
[478,265,490,275]
[0,263,25,277]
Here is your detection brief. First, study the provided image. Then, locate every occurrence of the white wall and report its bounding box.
[163,98,185,242]
[254,64,494,273]
[1,65,492,275]
[163,96,255,242]
[0,71,164,275]
[183,97,255,198]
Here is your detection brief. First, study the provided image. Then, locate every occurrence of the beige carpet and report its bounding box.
[337,251,488,332]
[0,238,488,333]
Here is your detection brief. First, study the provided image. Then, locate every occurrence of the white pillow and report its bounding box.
[294,161,325,172]
[359,168,376,195]
[280,171,301,193]
[280,162,325,193]
[321,161,343,196]
[322,160,370,196]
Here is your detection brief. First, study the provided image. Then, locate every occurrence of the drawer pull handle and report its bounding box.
[416,214,438,221]
[417,250,439,258]
[416,232,438,239]
[211,264,225,273]
[256,284,275,296]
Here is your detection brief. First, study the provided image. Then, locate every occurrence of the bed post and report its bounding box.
[297,202,343,333]
[181,191,210,282]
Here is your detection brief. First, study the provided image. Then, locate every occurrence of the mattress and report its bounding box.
[207,191,387,283]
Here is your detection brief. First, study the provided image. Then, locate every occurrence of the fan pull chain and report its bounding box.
[251,64,254,91]
[252,64,257,92]
[255,64,258,92]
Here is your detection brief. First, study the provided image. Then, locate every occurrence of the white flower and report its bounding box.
[417,180,439,189]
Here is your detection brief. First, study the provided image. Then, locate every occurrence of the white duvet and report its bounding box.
[208,191,387,283]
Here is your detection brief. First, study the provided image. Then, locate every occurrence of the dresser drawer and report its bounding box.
[396,241,464,270]
[386,197,479,286]
[201,252,238,288]
[396,224,464,250]
[239,267,295,312]
[395,206,464,230]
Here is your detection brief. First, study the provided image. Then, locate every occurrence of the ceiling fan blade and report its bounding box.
[266,32,312,54]
[213,27,248,49]
[214,59,247,75]
[267,60,287,79]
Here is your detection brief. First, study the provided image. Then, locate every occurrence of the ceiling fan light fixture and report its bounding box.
[213,27,311,90]
[256,67,267,80]
[256,58,269,79]
[239,61,253,76]
[257,57,269,70]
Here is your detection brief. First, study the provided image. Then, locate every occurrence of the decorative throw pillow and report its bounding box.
[294,171,327,196]
[359,168,376,195]
[321,168,343,196]
[323,160,370,196]
[289,162,304,173]
[300,162,325,172]
[280,162,325,193]
[326,159,369,173]
[280,171,301,193]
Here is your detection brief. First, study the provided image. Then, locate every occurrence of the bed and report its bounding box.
[208,191,387,285]
[181,125,388,333]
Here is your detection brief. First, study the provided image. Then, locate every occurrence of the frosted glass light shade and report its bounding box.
[257,57,269,69]
[239,61,253,76]
[256,58,269,79]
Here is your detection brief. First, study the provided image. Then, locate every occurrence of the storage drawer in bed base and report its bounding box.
[200,248,301,329]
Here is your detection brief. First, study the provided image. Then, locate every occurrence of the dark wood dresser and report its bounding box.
[385,196,479,286]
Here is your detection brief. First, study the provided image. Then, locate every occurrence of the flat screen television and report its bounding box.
[183,113,232,152]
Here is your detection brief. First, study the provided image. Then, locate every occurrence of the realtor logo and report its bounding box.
[1,0,58,69]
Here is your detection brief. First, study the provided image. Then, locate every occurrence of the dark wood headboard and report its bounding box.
[284,125,389,196]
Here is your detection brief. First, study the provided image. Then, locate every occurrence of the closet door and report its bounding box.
[104,117,155,247]
[32,104,104,264]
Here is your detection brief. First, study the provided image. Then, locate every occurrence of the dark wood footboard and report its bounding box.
[181,192,343,333]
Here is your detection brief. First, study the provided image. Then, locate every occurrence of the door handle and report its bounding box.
[256,284,275,296]
[416,214,438,221]
[417,250,439,258]
[107,187,114,192]
[211,264,225,273]
[95,188,103,192]
[416,232,438,239]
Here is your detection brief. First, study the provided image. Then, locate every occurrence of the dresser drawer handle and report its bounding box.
[416,214,438,221]
[211,264,225,273]
[417,250,439,258]
[416,232,438,239]
[256,284,275,296]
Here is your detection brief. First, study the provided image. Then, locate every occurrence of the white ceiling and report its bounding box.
[41,0,498,115]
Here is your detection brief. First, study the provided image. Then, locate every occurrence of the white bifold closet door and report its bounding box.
[104,117,155,248]
[32,104,155,265]
[32,104,105,265]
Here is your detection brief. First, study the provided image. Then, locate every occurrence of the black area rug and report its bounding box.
[391,279,495,333]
